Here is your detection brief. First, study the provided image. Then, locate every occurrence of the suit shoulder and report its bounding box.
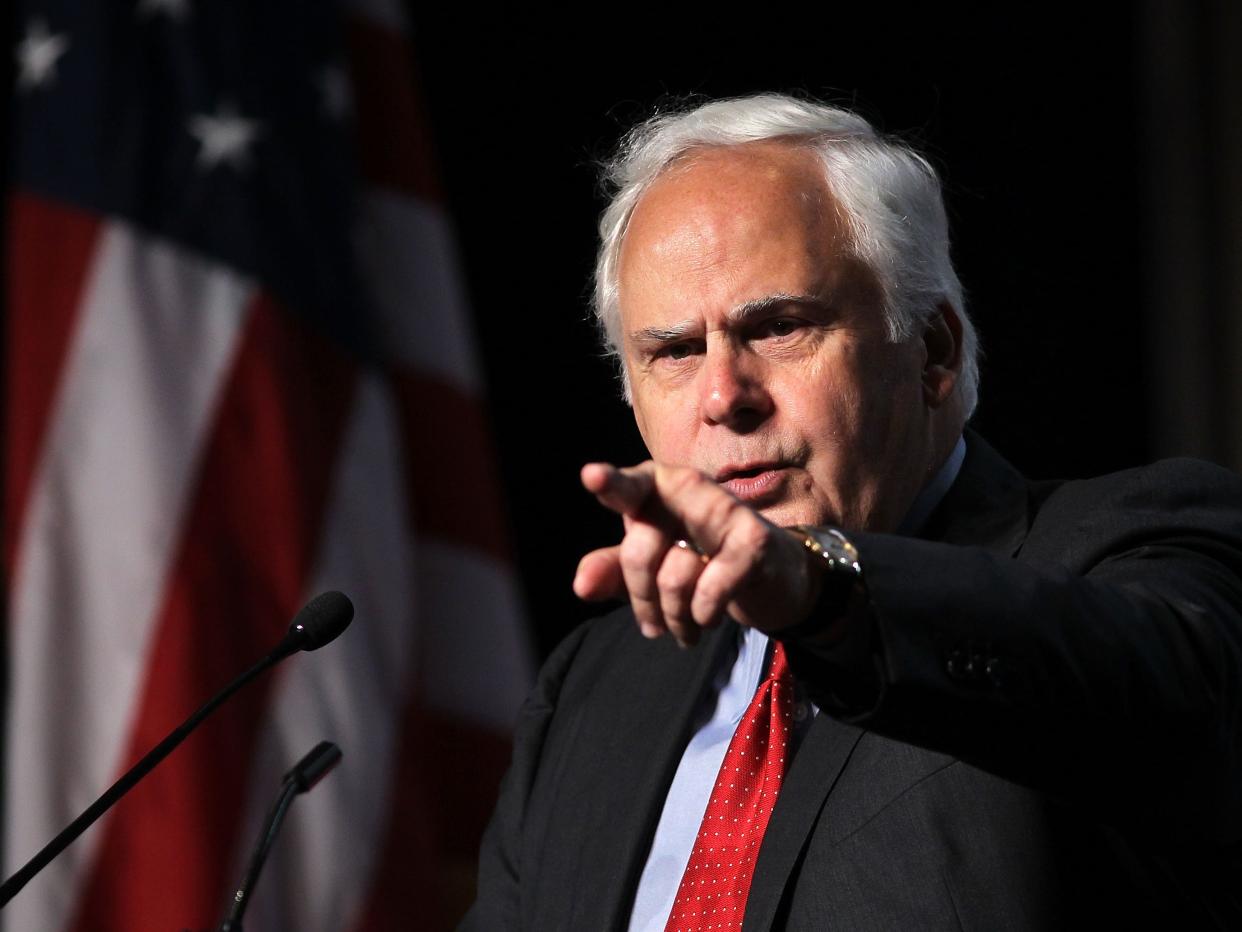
[554,604,640,660]
[1023,456,1242,567]
[1136,456,1242,497]
[1038,456,1242,516]
[531,606,639,689]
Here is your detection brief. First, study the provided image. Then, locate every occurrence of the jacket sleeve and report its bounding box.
[458,621,591,931]
[784,457,1242,846]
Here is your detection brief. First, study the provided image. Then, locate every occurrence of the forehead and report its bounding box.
[617,142,851,324]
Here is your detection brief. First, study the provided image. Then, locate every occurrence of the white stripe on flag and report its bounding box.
[226,372,417,932]
[352,190,482,391]
[3,222,251,930]
[417,541,533,732]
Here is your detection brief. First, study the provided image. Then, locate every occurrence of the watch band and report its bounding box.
[775,525,863,641]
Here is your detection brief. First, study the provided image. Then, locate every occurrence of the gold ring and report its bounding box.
[674,538,711,564]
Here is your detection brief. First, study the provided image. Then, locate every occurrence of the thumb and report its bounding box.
[573,545,627,601]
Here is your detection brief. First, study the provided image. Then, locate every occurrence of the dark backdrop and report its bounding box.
[412,9,1155,657]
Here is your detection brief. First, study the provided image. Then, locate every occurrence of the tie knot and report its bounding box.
[768,640,791,683]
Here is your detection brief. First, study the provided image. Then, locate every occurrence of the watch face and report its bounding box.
[807,528,862,576]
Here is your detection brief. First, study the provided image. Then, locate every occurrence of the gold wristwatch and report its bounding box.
[780,525,863,639]
[790,525,862,578]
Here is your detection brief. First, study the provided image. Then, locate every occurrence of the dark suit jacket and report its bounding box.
[464,436,1242,930]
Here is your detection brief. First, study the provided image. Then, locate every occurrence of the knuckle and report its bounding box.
[665,464,703,498]
[726,514,773,566]
[691,595,722,627]
[631,589,661,618]
[661,593,688,620]
[697,489,737,531]
[742,513,771,547]
[695,575,726,606]
[619,536,652,574]
[656,560,689,591]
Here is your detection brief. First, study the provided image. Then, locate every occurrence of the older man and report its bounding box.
[464,95,1242,929]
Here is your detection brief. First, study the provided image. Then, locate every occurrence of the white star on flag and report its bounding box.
[187,104,264,171]
[136,0,192,20]
[16,18,70,90]
[317,65,354,122]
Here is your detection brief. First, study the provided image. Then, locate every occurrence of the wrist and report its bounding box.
[778,525,863,643]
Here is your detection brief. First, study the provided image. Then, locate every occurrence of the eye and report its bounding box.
[653,339,702,363]
[760,318,803,338]
[666,343,693,360]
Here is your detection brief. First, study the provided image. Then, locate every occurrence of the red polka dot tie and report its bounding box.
[663,641,795,932]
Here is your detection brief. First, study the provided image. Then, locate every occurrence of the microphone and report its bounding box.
[0,592,355,908]
[284,740,343,792]
[218,741,343,932]
[273,590,356,657]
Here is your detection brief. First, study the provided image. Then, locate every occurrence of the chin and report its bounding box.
[759,502,832,529]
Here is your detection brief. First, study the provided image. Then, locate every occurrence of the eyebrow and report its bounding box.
[630,319,700,344]
[726,293,831,327]
[628,293,832,345]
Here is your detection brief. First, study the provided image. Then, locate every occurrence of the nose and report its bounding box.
[699,342,773,430]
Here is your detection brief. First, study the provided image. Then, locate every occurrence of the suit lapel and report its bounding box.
[921,429,1030,557]
[742,716,864,930]
[564,618,740,931]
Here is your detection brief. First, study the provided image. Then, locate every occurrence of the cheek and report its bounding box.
[842,341,920,416]
[633,395,694,461]
[791,356,864,440]
[789,349,915,475]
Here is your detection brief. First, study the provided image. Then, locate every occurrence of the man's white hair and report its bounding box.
[592,93,979,415]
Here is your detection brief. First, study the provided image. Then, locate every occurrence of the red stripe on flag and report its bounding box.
[4,193,103,575]
[347,17,443,202]
[350,706,512,931]
[66,293,358,932]
[390,372,511,562]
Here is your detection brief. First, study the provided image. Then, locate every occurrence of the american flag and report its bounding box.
[4,0,532,929]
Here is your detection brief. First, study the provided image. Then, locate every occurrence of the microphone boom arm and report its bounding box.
[0,647,286,907]
[0,590,353,908]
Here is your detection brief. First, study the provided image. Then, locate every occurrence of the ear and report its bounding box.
[922,300,963,408]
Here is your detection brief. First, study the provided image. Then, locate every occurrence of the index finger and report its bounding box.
[580,461,658,518]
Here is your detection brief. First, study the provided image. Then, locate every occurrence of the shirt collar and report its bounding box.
[895,434,966,537]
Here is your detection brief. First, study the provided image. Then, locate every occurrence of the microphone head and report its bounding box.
[288,591,354,651]
[283,741,343,794]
